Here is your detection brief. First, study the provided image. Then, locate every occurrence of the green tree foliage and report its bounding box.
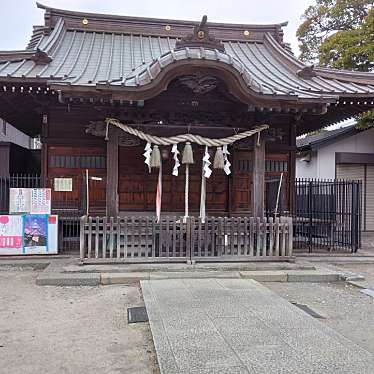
[297,0,373,64]
[356,110,374,129]
[319,8,374,71]
[297,1,374,128]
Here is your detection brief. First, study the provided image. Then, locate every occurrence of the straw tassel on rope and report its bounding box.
[213,146,225,169]
[182,142,194,165]
[105,121,109,141]
[150,145,161,168]
[182,142,194,218]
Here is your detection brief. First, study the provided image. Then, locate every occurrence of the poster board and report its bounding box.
[9,188,31,214]
[54,178,73,192]
[30,189,51,214]
[0,215,23,255]
[9,188,51,215]
[0,214,58,255]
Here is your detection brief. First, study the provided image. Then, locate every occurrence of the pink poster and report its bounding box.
[0,215,23,252]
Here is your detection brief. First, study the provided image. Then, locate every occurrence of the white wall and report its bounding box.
[0,118,30,149]
[296,128,374,179]
[296,151,318,179]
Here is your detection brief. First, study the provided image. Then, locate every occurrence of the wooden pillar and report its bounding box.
[40,111,49,187]
[252,135,265,218]
[289,117,298,214]
[106,127,119,217]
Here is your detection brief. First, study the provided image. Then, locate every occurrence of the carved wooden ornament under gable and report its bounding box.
[178,74,218,94]
[175,15,225,52]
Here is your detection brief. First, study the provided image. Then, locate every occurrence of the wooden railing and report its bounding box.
[80,216,293,263]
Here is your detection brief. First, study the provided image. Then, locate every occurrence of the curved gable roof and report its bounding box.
[0,2,373,106]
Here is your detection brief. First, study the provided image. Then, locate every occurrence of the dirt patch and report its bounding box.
[0,269,159,374]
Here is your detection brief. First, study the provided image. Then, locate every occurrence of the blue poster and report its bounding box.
[23,215,48,253]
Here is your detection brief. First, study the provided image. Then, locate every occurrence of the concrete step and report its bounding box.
[240,270,341,282]
[36,268,347,286]
[63,261,315,273]
[36,272,100,286]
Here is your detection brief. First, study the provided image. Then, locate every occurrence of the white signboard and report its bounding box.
[9,188,51,215]
[30,189,51,214]
[54,178,73,192]
[9,188,31,214]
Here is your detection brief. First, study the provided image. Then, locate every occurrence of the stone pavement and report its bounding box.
[141,278,374,374]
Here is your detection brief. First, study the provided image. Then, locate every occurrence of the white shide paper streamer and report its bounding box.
[223,145,231,175]
[171,144,180,176]
[143,142,152,173]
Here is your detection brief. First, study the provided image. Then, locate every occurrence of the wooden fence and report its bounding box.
[80,216,293,263]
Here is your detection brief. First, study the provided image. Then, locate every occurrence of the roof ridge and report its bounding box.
[36,2,288,30]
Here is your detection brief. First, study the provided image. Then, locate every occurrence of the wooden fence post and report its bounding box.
[79,215,87,261]
[288,216,293,256]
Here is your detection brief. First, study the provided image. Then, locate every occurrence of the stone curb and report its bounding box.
[149,271,241,280]
[35,269,349,286]
[240,270,288,282]
[0,261,50,270]
[286,270,340,283]
[36,273,100,286]
[240,270,341,282]
[101,272,150,285]
[63,262,316,273]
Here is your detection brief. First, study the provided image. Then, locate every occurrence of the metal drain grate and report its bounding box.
[291,302,325,319]
[127,306,149,324]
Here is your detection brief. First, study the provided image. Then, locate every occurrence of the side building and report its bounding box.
[0,118,40,176]
[296,124,374,231]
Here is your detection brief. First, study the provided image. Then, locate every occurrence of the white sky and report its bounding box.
[0,0,315,53]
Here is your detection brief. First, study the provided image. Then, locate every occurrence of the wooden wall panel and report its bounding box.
[118,145,228,213]
[232,151,290,214]
[47,107,105,145]
[47,145,106,210]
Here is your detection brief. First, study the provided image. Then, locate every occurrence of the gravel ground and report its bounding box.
[0,268,159,374]
[267,281,374,355]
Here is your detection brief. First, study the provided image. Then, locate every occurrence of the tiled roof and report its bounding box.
[0,5,374,103]
[296,123,359,150]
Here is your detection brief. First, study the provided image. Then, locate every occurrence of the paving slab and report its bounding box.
[142,278,374,374]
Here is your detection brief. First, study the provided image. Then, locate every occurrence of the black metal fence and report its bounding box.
[293,179,361,253]
[0,174,362,254]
